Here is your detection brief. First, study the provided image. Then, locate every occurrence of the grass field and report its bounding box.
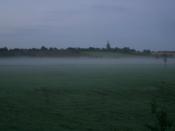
[0,58,175,131]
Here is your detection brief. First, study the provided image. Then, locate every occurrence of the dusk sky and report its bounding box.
[0,0,175,50]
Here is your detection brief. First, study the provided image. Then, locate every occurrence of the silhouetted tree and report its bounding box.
[106,41,111,50]
[0,47,8,52]
[143,49,151,54]
[41,46,48,51]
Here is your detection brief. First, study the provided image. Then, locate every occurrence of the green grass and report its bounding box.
[0,62,175,131]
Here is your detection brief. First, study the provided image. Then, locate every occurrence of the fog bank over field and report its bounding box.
[0,57,175,66]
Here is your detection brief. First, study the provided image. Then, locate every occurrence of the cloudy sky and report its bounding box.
[0,0,175,50]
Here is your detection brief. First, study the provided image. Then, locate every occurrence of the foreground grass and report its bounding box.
[0,63,175,131]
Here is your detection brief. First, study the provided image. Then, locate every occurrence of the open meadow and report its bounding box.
[0,57,175,131]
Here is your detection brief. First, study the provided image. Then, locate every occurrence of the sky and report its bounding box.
[0,0,175,50]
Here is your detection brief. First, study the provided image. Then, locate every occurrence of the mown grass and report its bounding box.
[0,62,175,131]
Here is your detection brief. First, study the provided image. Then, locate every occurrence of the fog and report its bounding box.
[0,57,175,66]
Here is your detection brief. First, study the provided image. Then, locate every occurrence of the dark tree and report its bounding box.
[143,49,151,54]
[106,41,111,50]
[0,47,8,52]
[41,46,48,51]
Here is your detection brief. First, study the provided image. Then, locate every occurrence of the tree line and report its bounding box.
[0,44,151,57]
